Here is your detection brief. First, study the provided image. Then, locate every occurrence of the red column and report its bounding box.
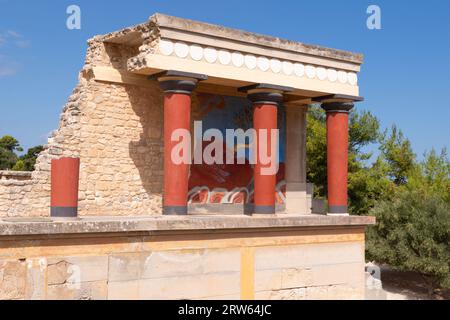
[51,157,80,218]
[243,89,286,214]
[163,92,191,215]
[322,102,353,214]
[158,75,202,215]
[253,102,278,214]
[239,84,292,215]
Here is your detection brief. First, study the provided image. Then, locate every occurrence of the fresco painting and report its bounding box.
[188,93,286,205]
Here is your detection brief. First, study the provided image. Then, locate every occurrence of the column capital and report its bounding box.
[150,70,208,95]
[321,102,354,114]
[314,94,363,114]
[239,83,293,106]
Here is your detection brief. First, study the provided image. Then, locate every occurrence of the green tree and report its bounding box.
[19,145,44,171]
[306,106,449,291]
[367,190,450,293]
[306,107,327,197]
[408,149,450,203]
[349,126,416,215]
[0,135,22,170]
[348,157,393,215]
[0,147,18,170]
[379,126,415,185]
[12,159,25,171]
[0,135,42,171]
[367,149,450,294]
[306,108,419,215]
[0,135,23,153]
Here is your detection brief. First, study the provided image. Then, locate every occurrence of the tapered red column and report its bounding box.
[240,84,293,214]
[156,71,207,215]
[252,96,279,214]
[51,157,80,218]
[322,102,353,214]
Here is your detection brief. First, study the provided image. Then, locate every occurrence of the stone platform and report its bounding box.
[0,214,374,300]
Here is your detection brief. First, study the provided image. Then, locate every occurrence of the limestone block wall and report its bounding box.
[0,39,167,217]
[0,227,366,300]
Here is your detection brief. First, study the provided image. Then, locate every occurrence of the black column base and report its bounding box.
[163,206,188,215]
[328,205,348,214]
[50,206,78,218]
[253,205,276,214]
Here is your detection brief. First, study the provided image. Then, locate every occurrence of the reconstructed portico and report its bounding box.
[0,14,374,300]
[91,13,365,216]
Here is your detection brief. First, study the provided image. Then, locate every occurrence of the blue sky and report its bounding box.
[0,0,449,158]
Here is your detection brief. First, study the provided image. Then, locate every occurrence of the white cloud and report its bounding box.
[15,39,31,48]
[0,66,18,77]
[7,30,22,38]
[0,30,29,76]
[0,30,31,48]
[0,55,21,77]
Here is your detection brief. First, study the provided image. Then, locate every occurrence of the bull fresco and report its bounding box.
[189,93,286,205]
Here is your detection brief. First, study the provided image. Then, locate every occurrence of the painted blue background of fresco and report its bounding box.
[196,94,286,163]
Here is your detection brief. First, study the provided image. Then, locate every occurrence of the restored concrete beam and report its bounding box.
[92,66,153,88]
[101,13,363,68]
[91,66,338,101]
[93,13,364,97]
[0,215,375,236]
[131,55,360,97]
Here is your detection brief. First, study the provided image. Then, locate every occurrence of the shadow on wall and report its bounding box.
[104,43,139,70]
[104,42,165,203]
[126,83,164,198]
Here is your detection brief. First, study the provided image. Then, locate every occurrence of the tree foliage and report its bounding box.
[18,145,44,171]
[0,135,20,170]
[0,135,42,171]
[379,126,415,185]
[306,107,328,197]
[367,150,450,291]
[0,135,23,152]
[306,106,450,290]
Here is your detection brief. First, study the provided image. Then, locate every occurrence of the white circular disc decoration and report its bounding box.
[348,72,358,85]
[294,63,305,77]
[305,65,316,79]
[257,57,270,71]
[231,52,244,67]
[338,71,348,84]
[327,69,338,82]
[282,61,294,75]
[316,67,327,80]
[218,50,231,65]
[159,39,174,56]
[174,42,189,58]
[244,55,257,69]
[204,47,217,63]
[189,45,203,61]
[270,59,282,73]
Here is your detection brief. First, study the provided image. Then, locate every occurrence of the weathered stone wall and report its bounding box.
[0,227,366,300]
[76,80,164,216]
[0,171,32,181]
[0,39,166,217]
